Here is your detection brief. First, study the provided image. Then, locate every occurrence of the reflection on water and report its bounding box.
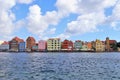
[0,52,120,80]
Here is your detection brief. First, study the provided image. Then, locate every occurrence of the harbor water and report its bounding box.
[0,52,120,80]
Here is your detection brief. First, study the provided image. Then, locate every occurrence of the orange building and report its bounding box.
[87,42,92,50]
[26,36,36,51]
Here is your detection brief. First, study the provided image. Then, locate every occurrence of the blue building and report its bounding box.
[19,42,25,52]
[74,40,82,50]
[32,43,38,51]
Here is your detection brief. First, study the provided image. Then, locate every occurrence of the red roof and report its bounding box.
[13,37,24,42]
[1,41,9,45]
[109,40,116,44]
[27,36,35,41]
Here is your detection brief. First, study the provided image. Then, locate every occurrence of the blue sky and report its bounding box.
[0,0,120,42]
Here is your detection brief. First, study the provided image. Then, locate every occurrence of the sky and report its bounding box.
[0,0,120,42]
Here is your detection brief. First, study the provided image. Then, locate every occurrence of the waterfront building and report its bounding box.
[81,42,88,51]
[0,41,4,45]
[74,40,82,50]
[105,37,117,51]
[9,37,24,52]
[26,36,36,51]
[118,47,120,52]
[91,41,96,51]
[38,40,47,51]
[105,37,110,51]
[32,43,38,51]
[19,42,25,52]
[95,39,105,52]
[61,39,73,51]
[87,42,92,50]
[0,41,9,51]
[47,38,61,51]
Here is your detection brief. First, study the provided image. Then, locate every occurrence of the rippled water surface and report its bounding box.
[0,52,120,80]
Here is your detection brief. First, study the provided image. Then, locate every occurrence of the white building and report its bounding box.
[0,41,9,51]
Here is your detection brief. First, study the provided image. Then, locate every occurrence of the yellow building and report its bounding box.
[95,39,105,52]
[47,38,61,51]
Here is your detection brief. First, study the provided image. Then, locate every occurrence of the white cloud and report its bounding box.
[76,0,117,14]
[57,33,70,40]
[111,21,120,30]
[0,0,16,40]
[56,0,78,16]
[26,5,61,39]
[0,0,33,40]
[65,12,106,35]
[25,0,118,40]
[47,28,56,34]
[57,0,118,39]
[56,0,117,15]
[27,5,45,34]
[0,0,119,40]
[110,1,120,21]
[108,0,120,30]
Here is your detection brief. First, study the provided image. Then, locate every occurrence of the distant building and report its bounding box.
[91,41,96,51]
[81,42,88,51]
[95,39,105,52]
[32,43,38,51]
[74,40,82,50]
[87,42,92,50]
[105,37,110,51]
[38,40,47,51]
[26,36,36,51]
[47,38,61,51]
[61,39,73,51]
[118,47,120,52]
[9,37,24,52]
[0,41,9,51]
[105,37,117,51]
[19,42,25,52]
[0,41,4,45]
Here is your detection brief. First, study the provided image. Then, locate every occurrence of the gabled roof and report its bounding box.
[26,36,35,41]
[12,37,24,42]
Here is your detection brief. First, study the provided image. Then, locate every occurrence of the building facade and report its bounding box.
[105,37,110,51]
[61,39,73,51]
[47,38,61,51]
[0,41,9,51]
[95,39,105,52]
[9,37,24,52]
[105,37,117,51]
[26,36,36,51]
[19,42,25,52]
[74,40,82,50]
[91,41,96,51]
[32,43,38,51]
[87,42,92,50]
[38,40,47,51]
[81,42,88,51]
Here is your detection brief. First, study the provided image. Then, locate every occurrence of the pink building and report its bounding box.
[38,40,47,51]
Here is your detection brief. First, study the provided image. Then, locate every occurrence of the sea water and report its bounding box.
[0,52,120,80]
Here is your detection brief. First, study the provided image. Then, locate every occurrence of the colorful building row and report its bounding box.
[0,37,118,52]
